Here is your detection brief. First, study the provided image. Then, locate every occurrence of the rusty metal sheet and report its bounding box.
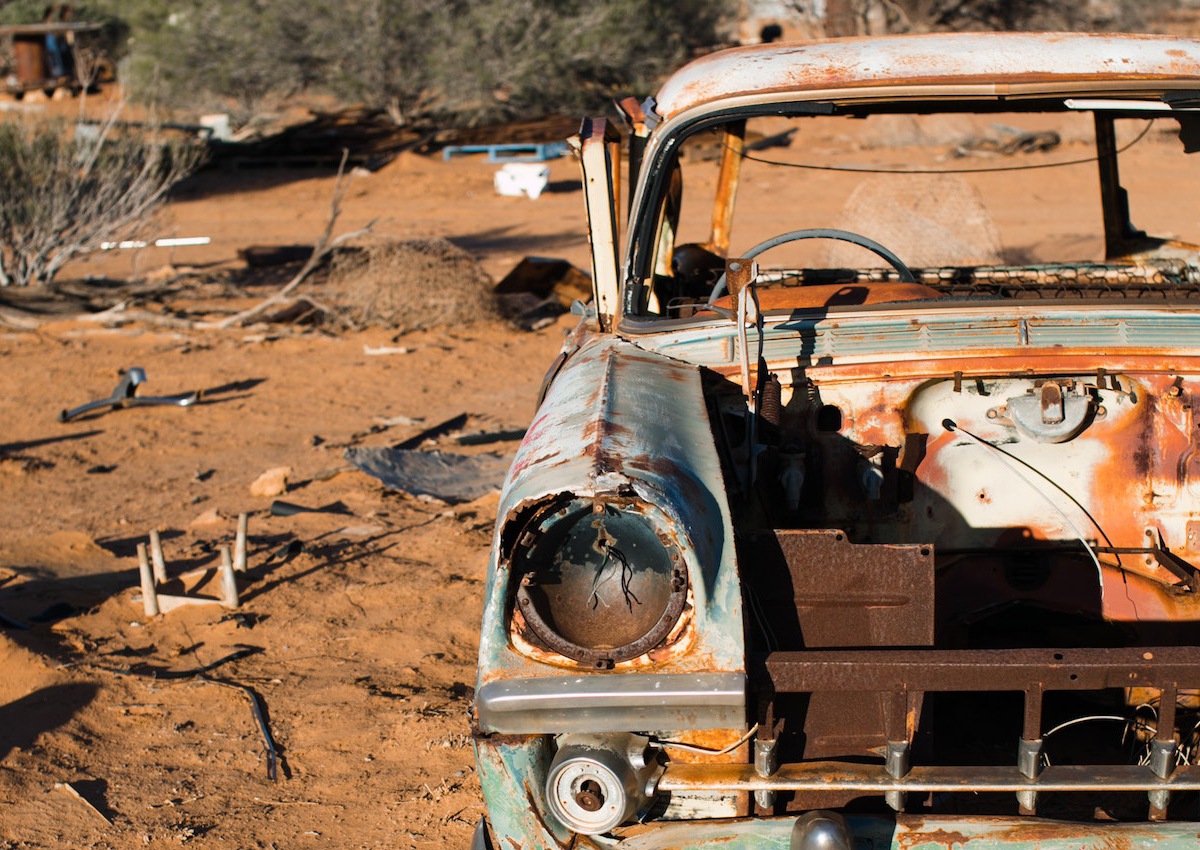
[774,530,934,648]
[652,33,1200,120]
[614,813,1200,850]
[767,530,934,758]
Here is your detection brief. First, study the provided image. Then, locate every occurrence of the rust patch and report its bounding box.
[1132,391,1158,479]
[896,828,972,849]
[522,779,566,849]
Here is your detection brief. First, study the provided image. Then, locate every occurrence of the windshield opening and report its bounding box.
[630,108,1200,320]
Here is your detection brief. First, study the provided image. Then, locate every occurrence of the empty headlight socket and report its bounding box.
[510,496,689,668]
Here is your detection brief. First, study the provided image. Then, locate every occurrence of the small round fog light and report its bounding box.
[545,734,657,835]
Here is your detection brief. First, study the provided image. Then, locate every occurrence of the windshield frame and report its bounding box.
[619,87,1200,329]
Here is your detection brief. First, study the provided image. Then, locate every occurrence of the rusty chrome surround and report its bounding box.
[510,495,691,667]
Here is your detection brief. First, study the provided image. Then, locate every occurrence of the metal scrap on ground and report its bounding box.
[58,368,199,422]
[343,447,512,503]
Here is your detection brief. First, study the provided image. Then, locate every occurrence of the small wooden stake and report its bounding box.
[137,543,159,617]
[55,782,112,825]
[234,513,248,572]
[149,528,168,583]
[219,546,239,609]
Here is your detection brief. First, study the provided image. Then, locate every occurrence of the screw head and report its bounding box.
[575,780,604,812]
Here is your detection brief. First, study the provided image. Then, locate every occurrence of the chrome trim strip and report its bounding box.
[476,672,746,734]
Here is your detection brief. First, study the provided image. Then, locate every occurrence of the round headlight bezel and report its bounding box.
[510,497,689,668]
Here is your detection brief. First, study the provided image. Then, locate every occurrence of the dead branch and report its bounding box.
[205,150,376,330]
[76,303,198,329]
[0,304,41,331]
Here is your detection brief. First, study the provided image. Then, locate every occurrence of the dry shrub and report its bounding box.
[0,116,202,287]
[323,237,498,332]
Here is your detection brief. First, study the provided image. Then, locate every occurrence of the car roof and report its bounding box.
[652,32,1200,120]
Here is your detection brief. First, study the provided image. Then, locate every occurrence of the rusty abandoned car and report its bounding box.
[472,32,1200,849]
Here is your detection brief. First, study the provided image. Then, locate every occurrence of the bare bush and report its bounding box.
[323,237,498,332]
[0,114,203,288]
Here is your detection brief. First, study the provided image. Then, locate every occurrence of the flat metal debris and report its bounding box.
[59,368,199,422]
[344,447,511,502]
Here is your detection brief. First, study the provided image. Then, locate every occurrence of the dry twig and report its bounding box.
[205,150,376,330]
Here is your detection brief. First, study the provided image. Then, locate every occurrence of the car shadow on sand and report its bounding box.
[0,682,100,762]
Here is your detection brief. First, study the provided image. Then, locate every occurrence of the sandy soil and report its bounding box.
[0,319,571,848]
[0,108,1195,848]
[0,141,582,849]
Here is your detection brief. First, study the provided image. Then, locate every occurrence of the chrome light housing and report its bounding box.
[545,733,660,834]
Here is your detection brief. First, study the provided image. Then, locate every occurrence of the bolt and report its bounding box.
[575,780,604,812]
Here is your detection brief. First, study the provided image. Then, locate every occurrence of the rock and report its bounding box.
[190,508,224,527]
[250,466,291,498]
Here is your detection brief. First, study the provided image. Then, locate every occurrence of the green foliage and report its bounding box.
[420,0,730,125]
[915,0,1173,31]
[0,117,203,287]
[799,0,1177,35]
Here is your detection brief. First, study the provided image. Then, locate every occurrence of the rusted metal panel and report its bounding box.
[766,530,934,758]
[474,736,572,850]
[652,33,1200,120]
[774,530,934,648]
[475,336,744,697]
[614,814,1200,849]
[763,646,1200,692]
[12,38,44,86]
